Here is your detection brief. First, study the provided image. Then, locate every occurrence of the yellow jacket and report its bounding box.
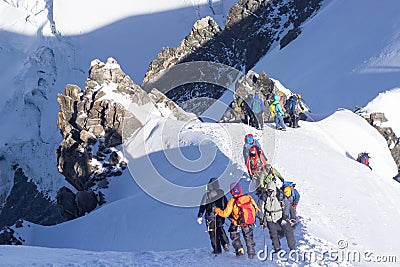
[215,194,260,226]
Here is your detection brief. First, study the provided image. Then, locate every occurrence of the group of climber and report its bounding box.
[233,89,309,130]
[197,133,300,259]
[233,90,265,130]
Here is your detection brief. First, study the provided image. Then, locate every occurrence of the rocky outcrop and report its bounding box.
[361,112,400,169]
[56,58,198,220]
[0,226,23,245]
[142,0,322,114]
[142,17,222,88]
[56,58,146,219]
[0,167,64,229]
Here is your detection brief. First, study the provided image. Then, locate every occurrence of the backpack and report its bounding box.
[290,97,298,114]
[248,145,266,170]
[261,187,284,223]
[269,102,278,117]
[234,194,256,226]
[284,97,291,111]
[357,152,370,166]
[243,134,262,160]
[252,98,262,113]
[282,181,300,207]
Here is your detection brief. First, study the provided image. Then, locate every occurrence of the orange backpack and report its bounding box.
[234,195,256,226]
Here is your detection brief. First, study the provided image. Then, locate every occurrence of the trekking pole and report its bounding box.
[263,226,267,250]
[257,218,268,261]
[214,215,217,253]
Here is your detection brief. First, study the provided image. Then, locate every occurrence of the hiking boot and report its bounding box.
[223,244,230,252]
[236,248,245,256]
[212,250,222,255]
[281,128,287,131]
[248,254,255,259]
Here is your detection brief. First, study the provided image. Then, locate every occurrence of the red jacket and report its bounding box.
[246,152,267,176]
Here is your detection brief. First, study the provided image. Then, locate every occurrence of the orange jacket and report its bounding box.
[215,194,260,226]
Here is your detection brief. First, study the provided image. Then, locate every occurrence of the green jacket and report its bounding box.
[261,167,284,188]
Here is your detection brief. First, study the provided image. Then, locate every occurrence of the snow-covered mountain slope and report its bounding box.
[0,245,269,267]
[8,109,400,265]
[1,1,400,265]
[361,87,400,137]
[255,0,400,114]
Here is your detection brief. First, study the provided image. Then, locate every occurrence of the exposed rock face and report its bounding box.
[0,226,23,245]
[143,17,222,88]
[362,112,400,169]
[142,0,322,114]
[56,58,198,220]
[56,58,146,219]
[0,167,64,229]
[392,143,400,169]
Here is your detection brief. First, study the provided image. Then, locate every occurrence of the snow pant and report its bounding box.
[247,111,257,128]
[274,115,286,129]
[290,114,300,127]
[284,115,292,127]
[229,224,256,257]
[208,226,229,254]
[254,111,264,129]
[267,220,296,251]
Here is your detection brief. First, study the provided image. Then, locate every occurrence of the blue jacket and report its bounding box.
[290,189,300,205]
[243,139,261,161]
[282,181,300,205]
[250,96,265,113]
[272,95,284,116]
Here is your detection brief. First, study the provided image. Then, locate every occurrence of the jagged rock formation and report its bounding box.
[56,58,198,220]
[142,16,222,89]
[361,112,400,169]
[0,226,23,245]
[142,0,322,114]
[56,58,146,219]
[0,166,64,229]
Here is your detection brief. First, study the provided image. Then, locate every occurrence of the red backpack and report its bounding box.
[357,152,370,166]
[234,195,256,226]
